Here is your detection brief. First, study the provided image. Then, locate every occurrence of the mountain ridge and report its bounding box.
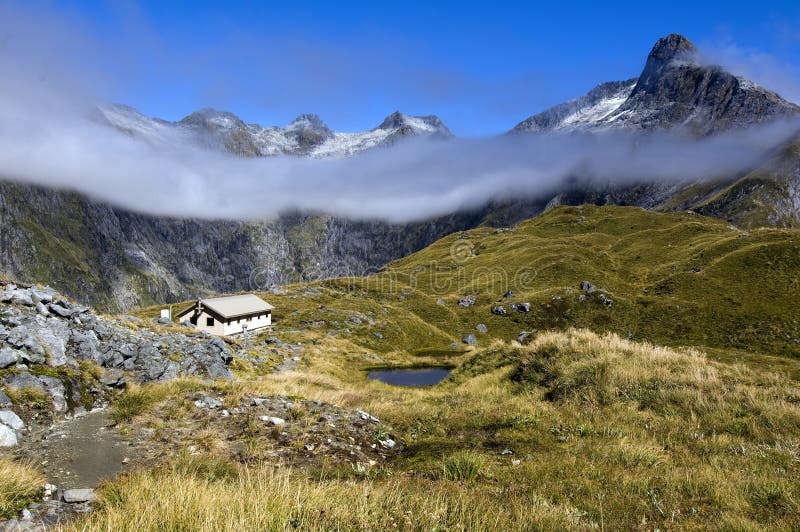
[99,105,452,158]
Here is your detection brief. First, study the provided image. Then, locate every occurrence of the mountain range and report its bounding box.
[99,105,452,158]
[1,33,799,311]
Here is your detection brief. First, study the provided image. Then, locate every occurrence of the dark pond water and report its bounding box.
[367,367,452,387]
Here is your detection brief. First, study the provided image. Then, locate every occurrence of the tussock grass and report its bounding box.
[441,451,485,481]
[110,379,206,424]
[0,458,44,519]
[69,460,582,531]
[70,329,800,530]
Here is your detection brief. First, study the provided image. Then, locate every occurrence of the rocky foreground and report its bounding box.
[0,279,402,530]
[0,279,235,446]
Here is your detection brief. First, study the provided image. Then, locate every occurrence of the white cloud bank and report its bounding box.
[0,2,799,223]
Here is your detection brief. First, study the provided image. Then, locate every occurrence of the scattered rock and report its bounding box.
[356,409,380,423]
[48,303,74,318]
[30,288,54,304]
[379,438,396,449]
[511,302,531,312]
[373,332,383,339]
[0,390,11,407]
[458,295,476,308]
[61,488,97,503]
[99,369,126,388]
[462,333,477,346]
[491,305,507,316]
[475,323,488,333]
[501,448,514,455]
[580,281,597,294]
[194,396,223,409]
[259,416,285,426]
[598,294,614,307]
[10,290,33,306]
[502,290,514,299]
[436,298,446,306]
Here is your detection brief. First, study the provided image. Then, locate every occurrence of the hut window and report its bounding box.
[207,318,214,326]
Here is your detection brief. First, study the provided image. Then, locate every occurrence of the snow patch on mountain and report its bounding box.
[97,106,450,158]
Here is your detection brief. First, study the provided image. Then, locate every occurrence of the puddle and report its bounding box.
[21,410,136,489]
[367,367,452,387]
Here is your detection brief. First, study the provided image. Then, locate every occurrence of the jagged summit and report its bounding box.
[287,113,331,132]
[179,108,246,129]
[512,33,799,136]
[375,111,452,137]
[646,33,697,65]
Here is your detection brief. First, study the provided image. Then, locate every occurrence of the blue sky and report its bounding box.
[34,1,800,135]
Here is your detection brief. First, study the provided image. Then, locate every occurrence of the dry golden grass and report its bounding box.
[66,461,584,531]
[0,457,44,519]
[85,329,800,530]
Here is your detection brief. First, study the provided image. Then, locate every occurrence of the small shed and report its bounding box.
[176,294,273,336]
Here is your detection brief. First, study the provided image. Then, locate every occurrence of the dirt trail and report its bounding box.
[17,410,141,489]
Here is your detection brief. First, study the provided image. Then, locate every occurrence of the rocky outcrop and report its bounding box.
[0,279,234,447]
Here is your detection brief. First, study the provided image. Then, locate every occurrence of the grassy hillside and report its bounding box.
[64,205,800,530]
[200,205,796,361]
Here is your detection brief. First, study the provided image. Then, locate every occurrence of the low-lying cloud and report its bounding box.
[1,2,799,223]
[1,104,798,223]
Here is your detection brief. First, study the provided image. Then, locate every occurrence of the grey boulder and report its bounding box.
[0,424,17,447]
[0,347,20,368]
[61,488,97,503]
[0,409,24,430]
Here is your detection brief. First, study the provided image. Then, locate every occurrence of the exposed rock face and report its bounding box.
[0,180,483,312]
[512,34,800,135]
[0,280,234,428]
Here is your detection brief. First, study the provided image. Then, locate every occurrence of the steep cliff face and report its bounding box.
[0,181,483,312]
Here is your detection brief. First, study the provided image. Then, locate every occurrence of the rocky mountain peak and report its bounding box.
[287,113,331,132]
[512,33,799,136]
[634,33,699,94]
[375,111,452,137]
[179,108,246,130]
[377,111,412,130]
[646,34,697,66]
